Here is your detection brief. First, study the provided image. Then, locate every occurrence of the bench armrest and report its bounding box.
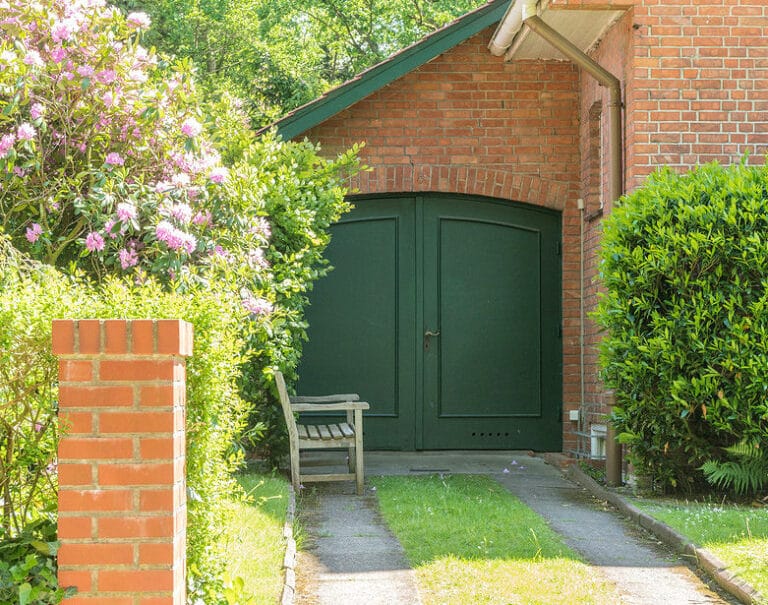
[290,394,360,403]
[290,401,370,413]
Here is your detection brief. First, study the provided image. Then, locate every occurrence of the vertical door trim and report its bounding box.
[414,196,425,450]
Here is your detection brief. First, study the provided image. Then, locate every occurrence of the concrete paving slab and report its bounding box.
[295,484,421,605]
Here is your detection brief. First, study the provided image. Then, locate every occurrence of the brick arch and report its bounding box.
[349,164,568,211]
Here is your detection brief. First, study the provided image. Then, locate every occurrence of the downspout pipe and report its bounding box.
[521,11,623,205]
[520,6,625,485]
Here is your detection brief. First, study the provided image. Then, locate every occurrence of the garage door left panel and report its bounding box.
[297,198,417,450]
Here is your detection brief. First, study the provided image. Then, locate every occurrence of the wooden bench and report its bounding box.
[275,371,370,495]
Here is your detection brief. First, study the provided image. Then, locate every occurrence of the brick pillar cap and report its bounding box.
[53,319,193,357]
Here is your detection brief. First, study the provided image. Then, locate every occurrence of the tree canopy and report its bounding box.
[112,0,485,126]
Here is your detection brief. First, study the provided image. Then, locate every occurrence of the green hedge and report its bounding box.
[0,237,252,603]
[594,160,768,493]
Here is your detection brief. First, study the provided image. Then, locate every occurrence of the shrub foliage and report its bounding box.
[0,237,252,603]
[594,160,768,493]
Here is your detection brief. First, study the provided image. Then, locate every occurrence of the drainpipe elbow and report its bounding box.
[521,0,540,22]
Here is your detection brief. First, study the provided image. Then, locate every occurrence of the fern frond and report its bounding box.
[724,440,762,460]
[702,439,768,496]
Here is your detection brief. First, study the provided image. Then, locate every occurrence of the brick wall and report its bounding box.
[53,319,192,605]
[305,27,581,209]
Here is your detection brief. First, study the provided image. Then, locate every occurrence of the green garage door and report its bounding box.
[297,194,562,451]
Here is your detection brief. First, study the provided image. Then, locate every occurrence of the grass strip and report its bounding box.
[222,472,291,604]
[633,497,768,597]
[372,474,620,605]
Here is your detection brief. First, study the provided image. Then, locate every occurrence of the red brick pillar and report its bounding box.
[53,319,193,605]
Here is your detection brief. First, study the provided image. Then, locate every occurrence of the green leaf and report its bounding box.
[18,583,32,605]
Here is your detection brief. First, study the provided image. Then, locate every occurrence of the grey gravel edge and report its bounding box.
[281,486,297,605]
[563,461,766,605]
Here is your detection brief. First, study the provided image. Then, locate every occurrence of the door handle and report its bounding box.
[424,330,440,350]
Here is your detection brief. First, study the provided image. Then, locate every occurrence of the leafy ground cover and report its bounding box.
[632,497,768,598]
[221,472,291,604]
[372,474,620,605]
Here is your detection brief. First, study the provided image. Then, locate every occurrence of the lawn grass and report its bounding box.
[633,497,768,597]
[372,474,621,605]
[221,472,290,604]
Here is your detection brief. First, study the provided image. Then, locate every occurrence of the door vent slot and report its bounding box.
[471,432,511,438]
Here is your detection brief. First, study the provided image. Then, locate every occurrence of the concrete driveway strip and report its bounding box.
[494,456,736,605]
[295,483,422,605]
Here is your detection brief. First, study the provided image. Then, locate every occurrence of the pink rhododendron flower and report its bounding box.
[101,91,114,107]
[212,245,232,261]
[170,203,192,224]
[192,210,212,227]
[30,103,45,120]
[52,19,76,43]
[23,50,44,67]
[95,69,116,84]
[119,247,139,269]
[50,47,67,63]
[242,296,273,316]
[171,173,190,187]
[104,152,124,166]
[127,69,147,83]
[250,217,272,240]
[249,248,269,269]
[85,231,105,252]
[76,65,95,77]
[16,123,36,141]
[126,12,151,29]
[0,133,15,157]
[180,117,202,138]
[155,221,196,253]
[116,202,137,222]
[104,218,118,238]
[25,223,42,243]
[208,166,228,184]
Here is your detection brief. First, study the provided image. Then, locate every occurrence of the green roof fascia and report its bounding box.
[273,0,510,140]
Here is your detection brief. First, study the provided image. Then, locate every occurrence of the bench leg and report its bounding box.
[290,441,301,494]
[354,410,364,495]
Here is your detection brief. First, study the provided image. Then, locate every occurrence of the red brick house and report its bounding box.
[271,0,768,472]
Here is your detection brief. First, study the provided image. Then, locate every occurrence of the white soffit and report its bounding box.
[504,7,625,61]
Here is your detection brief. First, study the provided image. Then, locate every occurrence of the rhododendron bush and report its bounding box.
[0,0,267,288]
[0,0,361,601]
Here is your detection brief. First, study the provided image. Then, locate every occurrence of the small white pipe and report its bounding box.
[488,0,538,56]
